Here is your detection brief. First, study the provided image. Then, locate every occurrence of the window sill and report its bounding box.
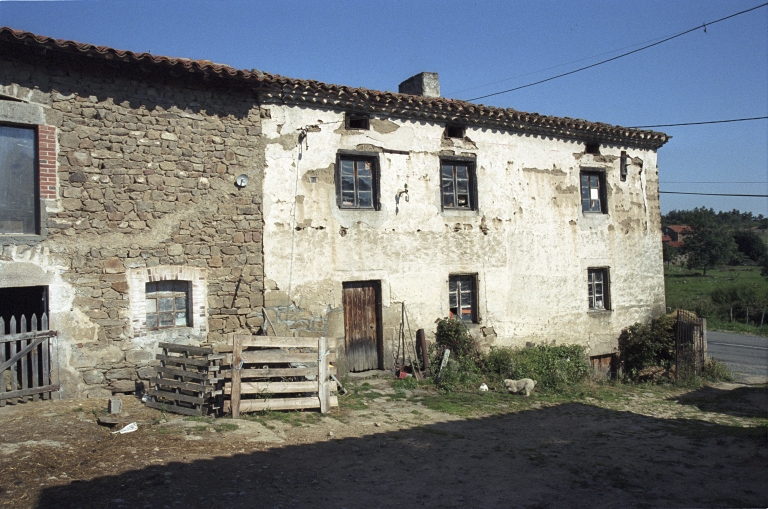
[0,234,45,244]
[441,208,479,217]
[588,309,612,314]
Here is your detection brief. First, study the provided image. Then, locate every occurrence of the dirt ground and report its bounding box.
[0,377,766,509]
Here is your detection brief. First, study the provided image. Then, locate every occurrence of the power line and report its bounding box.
[467,3,768,102]
[660,191,768,197]
[661,181,767,184]
[629,116,768,128]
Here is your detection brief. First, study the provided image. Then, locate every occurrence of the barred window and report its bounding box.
[146,280,191,329]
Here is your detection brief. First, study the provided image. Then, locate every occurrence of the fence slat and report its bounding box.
[41,337,50,400]
[0,340,5,407]
[19,337,29,404]
[9,338,18,404]
[318,336,330,414]
[30,332,40,402]
[231,334,243,419]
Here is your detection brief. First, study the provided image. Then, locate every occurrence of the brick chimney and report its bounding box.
[398,72,440,98]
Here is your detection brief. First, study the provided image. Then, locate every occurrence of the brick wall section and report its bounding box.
[37,125,57,199]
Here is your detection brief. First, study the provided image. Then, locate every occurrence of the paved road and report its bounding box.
[708,331,768,383]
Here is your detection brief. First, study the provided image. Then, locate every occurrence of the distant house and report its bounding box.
[662,225,692,246]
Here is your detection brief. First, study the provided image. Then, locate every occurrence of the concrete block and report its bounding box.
[109,397,123,414]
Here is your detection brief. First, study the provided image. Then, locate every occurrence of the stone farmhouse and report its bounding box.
[0,27,669,397]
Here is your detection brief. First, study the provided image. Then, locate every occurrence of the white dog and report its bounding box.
[504,378,536,396]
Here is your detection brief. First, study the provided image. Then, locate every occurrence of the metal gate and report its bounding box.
[675,310,705,381]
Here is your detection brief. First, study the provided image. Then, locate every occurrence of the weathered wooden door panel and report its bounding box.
[342,281,380,372]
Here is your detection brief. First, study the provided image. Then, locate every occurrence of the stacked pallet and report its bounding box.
[218,335,339,416]
[145,342,224,416]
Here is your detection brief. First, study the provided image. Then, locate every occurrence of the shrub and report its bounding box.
[434,355,483,393]
[710,283,767,323]
[435,318,479,360]
[618,314,676,380]
[700,358,734,382]
[484,344,590,391]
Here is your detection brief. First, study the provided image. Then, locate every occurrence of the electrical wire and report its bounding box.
[629,116,768,128]
[659,191,768,197]
[661,181,767,184]
[467,3,768,102]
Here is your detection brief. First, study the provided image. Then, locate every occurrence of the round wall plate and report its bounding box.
[235,174,249,188]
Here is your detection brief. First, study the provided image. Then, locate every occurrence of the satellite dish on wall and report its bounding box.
[235,174,249,188]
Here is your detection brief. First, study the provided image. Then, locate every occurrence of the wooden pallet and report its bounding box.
[145,342,224,416]
[218,335,339,417]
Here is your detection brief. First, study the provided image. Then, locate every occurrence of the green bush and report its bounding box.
[700,358,734,382]
[434,355,483,393]
[435,318,479,360]
[618,314,676,380]
[484,345,590,391]
[710,283,767,323]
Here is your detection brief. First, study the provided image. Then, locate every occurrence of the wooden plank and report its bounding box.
[0,384,60,401]
[223,380,337,395]
[241,351,337,364]
[224,395,339,413]
[0,340,6,407]
[30,338,40,402]
[9,339,17,404]
[148,388,207,404]
[144,399,205,416]
[217,337,339,352]
[19,338,28,403]
[220,366,337,378]
[155,354,212,367]
[0,334,51,374]
[0,330,57,344]
[318,337,330,413]
[231,334,242,419]
[157,342,213,356]
[41,337,50,400]
[149,377,208,393]
[154,366,217,381]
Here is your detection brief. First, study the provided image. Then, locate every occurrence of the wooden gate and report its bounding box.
[0,313,59,405]
[676,310,705,381]
[342,281,381,372]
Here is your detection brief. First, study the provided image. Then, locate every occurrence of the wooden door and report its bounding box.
[342,281,381,372]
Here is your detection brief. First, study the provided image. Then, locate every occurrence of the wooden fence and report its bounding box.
[217,335,339,417]
[0,313,59,405]
[145,342,224,416]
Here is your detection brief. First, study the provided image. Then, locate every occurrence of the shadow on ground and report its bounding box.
[671,384,768,418]
[35,402,767,509]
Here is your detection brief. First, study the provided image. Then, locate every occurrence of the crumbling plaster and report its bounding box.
[262,105,665,362]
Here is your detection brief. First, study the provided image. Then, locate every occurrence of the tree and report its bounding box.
[684,216,737,276]
[733,230,767,263]
[662,242,678,267]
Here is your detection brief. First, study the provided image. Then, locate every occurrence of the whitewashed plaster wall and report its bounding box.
[261,104,665,360]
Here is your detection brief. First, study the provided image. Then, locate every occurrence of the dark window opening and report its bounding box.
[0,125,38,235]
[445,125,465,139]
[346,113,370,130]
[620,151,628,182]
[580,171,606,213]
[337,156,378,209]
[588,268,610,310]
[449,275,477,323]
[146,280,191,329]
[441,160,476,210]
[585,143,600,155]
[0,285,48,334]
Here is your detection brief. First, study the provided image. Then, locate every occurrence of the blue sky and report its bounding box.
[1,0,766,216]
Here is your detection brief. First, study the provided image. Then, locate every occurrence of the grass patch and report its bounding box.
[214,423,239,432]
[241,409,321,428]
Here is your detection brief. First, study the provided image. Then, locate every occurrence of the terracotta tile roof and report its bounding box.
[668,241,685,248]
[666,225,692,233]
[0,26,670,149]
[662,235,672,243]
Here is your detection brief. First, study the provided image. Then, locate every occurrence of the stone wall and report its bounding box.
[0,49,264,397]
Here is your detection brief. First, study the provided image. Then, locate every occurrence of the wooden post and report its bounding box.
[701,318,708,360]
[231,334,242,419]
[318,337,330,414]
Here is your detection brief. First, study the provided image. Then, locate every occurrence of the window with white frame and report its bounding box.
[145,280,191,329]
[587,268,610,310]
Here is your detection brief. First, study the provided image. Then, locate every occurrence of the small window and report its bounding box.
[146,280,191,329]
[585,143,600,155]
[337,155,377,209]
[580,171,606,213]
[449,275,477,323]
[0,125,38,234]
[445,125,465,139]
[346,113,369,130]
[587,268,610,310]
[620,151,628,182]
[441,160,476,210]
